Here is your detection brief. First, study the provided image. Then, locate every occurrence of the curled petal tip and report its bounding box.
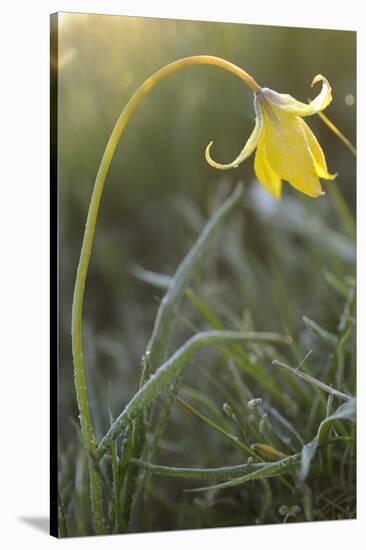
[205,108,263,171]
[205,140,214,156]
[311,74,328,88]
[310,74,332,98]
[308,74,332,114]
[205,140,240,170]
[205,141,215,166]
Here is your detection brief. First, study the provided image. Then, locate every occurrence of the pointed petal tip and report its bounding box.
[315,166,338,181]
[311,187,326,197]
[328,171,338,181]
[290,183,325,198]
[316,169,338,181]
[304,190,325,198]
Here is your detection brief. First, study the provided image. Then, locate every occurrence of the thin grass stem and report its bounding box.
[271,360,352,401]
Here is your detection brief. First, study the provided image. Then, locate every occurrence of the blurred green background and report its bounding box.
[57,12,356,533]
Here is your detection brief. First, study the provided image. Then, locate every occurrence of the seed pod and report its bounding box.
[251,443,287,460]
[248,398,262,410]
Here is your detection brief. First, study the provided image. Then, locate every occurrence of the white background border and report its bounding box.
[0,1,364,548]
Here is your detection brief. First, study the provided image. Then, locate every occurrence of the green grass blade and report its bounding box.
[322,269,350,298]
[302,316,337,347]
[184,453,301,492]
[129,263,173,290]
[271,360,352,402]
[129,458,275,481]
[179,385,227,425]
[299,439,318,482]
[108,388,120,532]
[97,329,290,458]
[299,398,356,481]
[266,405,305,447]
[185,289,224,329]
[317,398,356,447]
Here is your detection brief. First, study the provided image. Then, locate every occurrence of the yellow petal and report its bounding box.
[299,119,337,180]
[254,134,282,199]
[261,75,332,117]
[263,105,324,198]
[205,98,263,170]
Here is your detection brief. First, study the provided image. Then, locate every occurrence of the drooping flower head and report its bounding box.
[206,75,336,198]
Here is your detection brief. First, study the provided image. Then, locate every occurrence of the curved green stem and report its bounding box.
[71,55,260,534]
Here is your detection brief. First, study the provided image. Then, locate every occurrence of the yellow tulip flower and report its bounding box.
[206,75,336,198]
